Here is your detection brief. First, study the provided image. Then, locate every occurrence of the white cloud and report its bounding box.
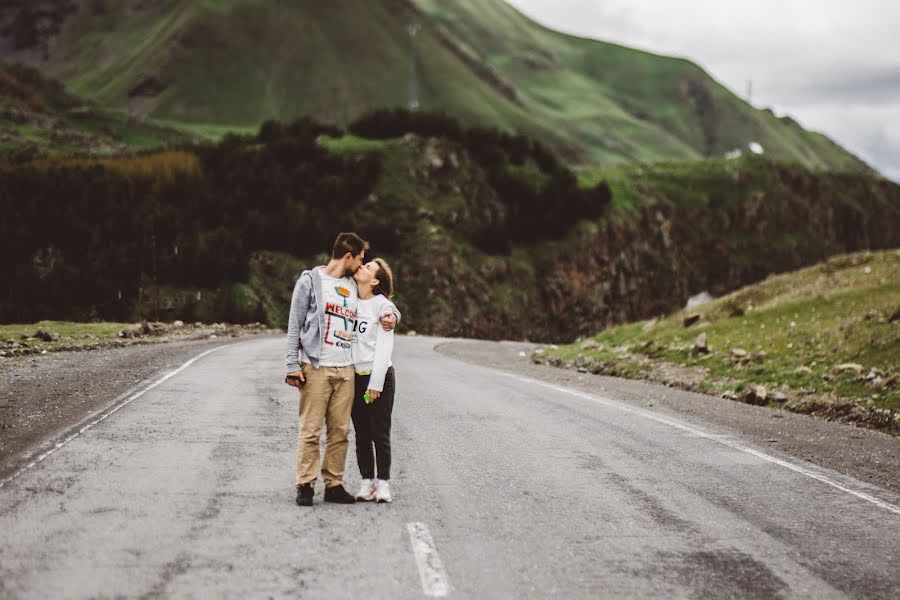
[505,0,900,180]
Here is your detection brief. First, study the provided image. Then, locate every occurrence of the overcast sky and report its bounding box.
[505,0,900,181]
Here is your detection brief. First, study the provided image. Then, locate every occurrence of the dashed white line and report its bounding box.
[0,343,236,490]
[407,522,451,597]
[497,371,900,517]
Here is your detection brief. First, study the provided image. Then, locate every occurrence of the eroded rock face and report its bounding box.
[394,157,900,342]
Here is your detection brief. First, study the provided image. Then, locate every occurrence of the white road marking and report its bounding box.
[0,344,236,490]
[407,522,451,597]
[498,371,900,517]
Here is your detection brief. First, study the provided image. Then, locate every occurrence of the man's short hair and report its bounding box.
[332,232,369,260]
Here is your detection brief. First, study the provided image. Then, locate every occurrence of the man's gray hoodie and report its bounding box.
[285,266,400,372]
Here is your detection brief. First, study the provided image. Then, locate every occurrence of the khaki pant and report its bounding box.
[296,363,355,487]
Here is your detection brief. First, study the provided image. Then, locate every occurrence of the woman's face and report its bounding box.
[354,261,379,285]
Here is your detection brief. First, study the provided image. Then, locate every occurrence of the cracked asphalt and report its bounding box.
[0,335,898,598]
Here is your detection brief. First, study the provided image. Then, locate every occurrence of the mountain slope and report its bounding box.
[413,0,869,171]
[0,61,194,158]
[0,0,870,171]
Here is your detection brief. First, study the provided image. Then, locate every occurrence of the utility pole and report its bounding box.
[408,23,420,110]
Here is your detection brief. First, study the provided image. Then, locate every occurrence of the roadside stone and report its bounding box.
[739,385,768,406]
[771,391,788,402]
[833,363,864,374]
[683,314,701,328]
[407,330,418,337]
[731,348,748,359]
[580,340,601,351]
[173,320,185,328]
[694,332,709,354]
[864,368,885,381]
[33,329,60,342]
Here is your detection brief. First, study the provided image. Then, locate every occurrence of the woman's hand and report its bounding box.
[379,312,397,331]
[367,389,381,401]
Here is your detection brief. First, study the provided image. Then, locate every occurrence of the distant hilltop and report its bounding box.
[0,0,873,172]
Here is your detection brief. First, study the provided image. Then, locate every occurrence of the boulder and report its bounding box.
[173,320,185,328]
[694,332,709,354]
[731,348,748,359]
[683,314,701,328]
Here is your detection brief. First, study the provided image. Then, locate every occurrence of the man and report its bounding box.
[285,232,399,506]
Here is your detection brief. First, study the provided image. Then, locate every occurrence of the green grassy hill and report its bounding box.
[0,62,195,158]
[0,0,870,171]
[534,249,900,433]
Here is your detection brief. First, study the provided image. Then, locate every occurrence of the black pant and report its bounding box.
[352,367,395,480]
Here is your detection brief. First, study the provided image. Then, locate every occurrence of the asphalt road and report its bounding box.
[0,335,898,599]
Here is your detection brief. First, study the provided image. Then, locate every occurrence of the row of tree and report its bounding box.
[0,110,612,322]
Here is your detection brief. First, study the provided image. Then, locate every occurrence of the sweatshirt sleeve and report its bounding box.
[285,272,312,372]
[368,298,396,392]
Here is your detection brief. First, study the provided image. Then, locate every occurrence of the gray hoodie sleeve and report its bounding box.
[285,272,312,372]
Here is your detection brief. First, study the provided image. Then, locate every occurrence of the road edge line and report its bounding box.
[0,342,239,490]
[495,370,900,517]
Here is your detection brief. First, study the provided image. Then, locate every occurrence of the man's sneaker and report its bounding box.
[375,479,392,503]
[323,484,357,504]
[296,483,314,507]
[356,479,376,502]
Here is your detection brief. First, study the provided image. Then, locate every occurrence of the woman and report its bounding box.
[351,258,397,503]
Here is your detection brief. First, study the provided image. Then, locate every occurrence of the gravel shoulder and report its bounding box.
[0,333,280,480]
[435,338,900,493]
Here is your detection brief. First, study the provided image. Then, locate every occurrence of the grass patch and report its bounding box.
[318,135,386,154]
[535,249,900,432]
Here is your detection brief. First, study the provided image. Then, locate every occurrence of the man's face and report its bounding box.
[345,252,365,276]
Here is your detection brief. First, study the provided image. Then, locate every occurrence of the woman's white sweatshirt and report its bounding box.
[352,294,396,392]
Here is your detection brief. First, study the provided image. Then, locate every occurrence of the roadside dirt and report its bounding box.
[435,338,900,494]
[0,333,279,480]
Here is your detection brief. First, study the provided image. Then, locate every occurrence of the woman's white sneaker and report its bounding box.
[375,479,392,503]
[356,479,376,502]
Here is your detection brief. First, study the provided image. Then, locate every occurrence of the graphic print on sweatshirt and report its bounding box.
[319,272,357,367]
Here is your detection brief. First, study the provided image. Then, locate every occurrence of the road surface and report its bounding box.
[1,335,898,598]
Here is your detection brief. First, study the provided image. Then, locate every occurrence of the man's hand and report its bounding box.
[367,389,381,401]
[379,311,397,332]
[285,370,305,388]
